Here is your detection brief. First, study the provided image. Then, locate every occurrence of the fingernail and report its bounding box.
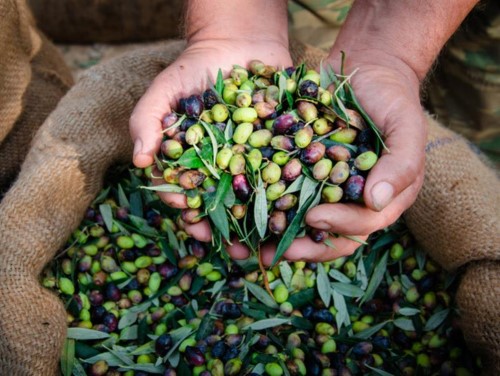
[371,181,394,211]
[133,139,143,157]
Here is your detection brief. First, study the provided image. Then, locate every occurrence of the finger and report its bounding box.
[129,73,175,168]
[363,105,427,212]
[259,234,368,266]
[306,177,422,235]
[226,238,251,260]
[152,174,188,208]
[185,220,213,242]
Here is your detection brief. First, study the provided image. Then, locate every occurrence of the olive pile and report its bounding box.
[146,60,384,259]
[43,169,481,376]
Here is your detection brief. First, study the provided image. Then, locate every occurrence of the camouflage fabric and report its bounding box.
[289,0,500,166]
[425,1,500,166]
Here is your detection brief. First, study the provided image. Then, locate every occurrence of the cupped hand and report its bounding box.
[230,52,427,265]
[130,38,292,241]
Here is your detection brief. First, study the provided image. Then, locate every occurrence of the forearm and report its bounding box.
[330,0,479,81]
[185,0,289,46]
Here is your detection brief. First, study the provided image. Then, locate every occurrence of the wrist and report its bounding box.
[185,0,289,49]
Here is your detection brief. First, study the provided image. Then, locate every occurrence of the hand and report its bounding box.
[230,52,427,265]
[130,38,293,241]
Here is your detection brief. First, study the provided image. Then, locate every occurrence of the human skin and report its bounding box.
[130,0,478,265]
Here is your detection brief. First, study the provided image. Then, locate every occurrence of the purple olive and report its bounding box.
[232,174,251,202]
[269,211,287,235]
[184,94,204,118]
[155,334,173,357]
[202,89,219,109]
[298,80,319,98]
[344,175,365,201]
[178,170,206,190]
[301,142,326,164]
[273,113,296,134]
[282,158,303,181]
[185,346,206,366]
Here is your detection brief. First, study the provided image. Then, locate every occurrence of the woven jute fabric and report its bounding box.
[404,117,500,271]
[0,0,41,145]
[0,40,186,376]
[456,261,500,375]
[0,32,73,193]
[28,0,184,43]
[0,37,498,374]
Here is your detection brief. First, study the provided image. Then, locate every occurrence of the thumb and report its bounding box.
[129,72,175,168]
[363,109,427,211]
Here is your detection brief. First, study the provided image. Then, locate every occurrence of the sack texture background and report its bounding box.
[0,1,498,374]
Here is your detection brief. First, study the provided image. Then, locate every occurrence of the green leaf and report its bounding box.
[93,186,111,205]
[128,215,158,237]
[360,251,389,305]
[398,307,421,317]
[289,315,313,330]
[356,257,368,290]
[118,364,165,374]
[333,290,350,331]
[177,147,204,168]
[278,73,287,104]
[224,118,234,142]
[287,288,315,308]
[194,143,220,179]
[354,320,390,339]
[140,184,184,193]
[67,328,110,340]
[243,318,290,331]
[118,310,138,330]
[271,191,316,267]
[200,120,220,166]
[72,359,87,376]
[329,269,351,283]
[129,191,143,217]
[82,352,122,367]
[317,263,331,307]
[99,204,114,232]
[208,202,230,241]
[104,345,134,366]
[279,261,293,289]
[364,365,396,376]
[394,318,415,331]
[120,325,138,341]
[244,280,279,309]
[282,175,304,196]
[60,339,75,376]
[298,177,319,210]
[331,282,365,298]
[117,184,130,208]
[414,248,426,270]
[424,308,450,331]
[254,175,268,239]
[223,186,236,208]
[215,69,224,96]
[209,173,232,212]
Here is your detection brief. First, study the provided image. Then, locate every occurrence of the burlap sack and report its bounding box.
[456,261,500,373]
[0,0,73,193]
[0,38,498,374]
[27,0,184,43]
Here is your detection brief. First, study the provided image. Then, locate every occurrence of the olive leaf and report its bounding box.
[60,339,75,376]
[117,184,130,208]
[177,147,204,168]
[254,175,268,239]
[364,365,396,376]
[331,282,365,298]
[298,176,319,210]
[243,280,279,309]
[282,175,304,196]
[99,203,114,232]
[215,69,224,96]
[317,263,331,306]
[243,318,290,331]
[353,320,390,339]
[360,250,389,305]
[328,269,352,283]
[279,261,293,289]
[208,173,232,212]
[67,328,110,340]
[394,318,416,331]
[424,308,450,332]
[140,184,184,193]
[398,307,421,317]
